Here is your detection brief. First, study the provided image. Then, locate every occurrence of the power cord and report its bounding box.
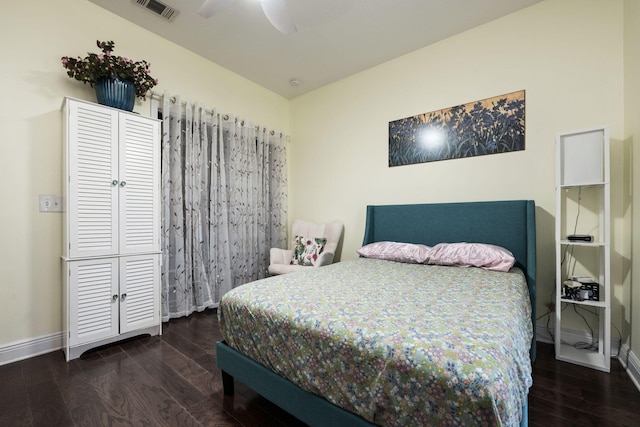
[572,304,597,351]
[570,304,622,358]
[612,322,623,358]
[560,187,582,276]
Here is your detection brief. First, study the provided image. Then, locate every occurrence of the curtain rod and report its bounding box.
[150,91,284,137]
[150,91,229,122]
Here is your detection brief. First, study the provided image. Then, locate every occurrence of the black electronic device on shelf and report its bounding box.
[567,234,594,242]
[562,278,599,301]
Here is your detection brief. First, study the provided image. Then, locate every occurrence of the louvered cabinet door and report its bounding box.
[66,101,119,259]
[118,114,160,255]
[119,254,160,333]
[67,258,119,346]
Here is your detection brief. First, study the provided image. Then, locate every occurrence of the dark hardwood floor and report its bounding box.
[1,309,638,426]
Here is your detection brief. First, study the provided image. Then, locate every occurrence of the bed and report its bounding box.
[216,200,536,426]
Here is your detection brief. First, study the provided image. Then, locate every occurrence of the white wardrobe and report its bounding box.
[62,97,161,361]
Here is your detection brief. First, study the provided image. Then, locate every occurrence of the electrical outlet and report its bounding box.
[39,195,63,212]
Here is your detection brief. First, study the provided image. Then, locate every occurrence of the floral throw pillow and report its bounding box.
[291,236,327,266]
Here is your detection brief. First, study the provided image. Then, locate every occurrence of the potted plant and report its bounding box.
[61,40,158,111]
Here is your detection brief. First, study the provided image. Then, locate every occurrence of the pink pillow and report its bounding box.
[357,241,431,264]
[427,242,515,272]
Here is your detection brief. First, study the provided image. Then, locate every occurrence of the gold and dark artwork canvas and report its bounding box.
[388,90,525,167]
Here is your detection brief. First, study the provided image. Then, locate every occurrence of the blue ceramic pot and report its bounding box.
[95,78,136,112]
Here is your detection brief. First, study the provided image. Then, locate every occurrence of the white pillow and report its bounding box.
[357,241,431,264]
[427,242,515,272]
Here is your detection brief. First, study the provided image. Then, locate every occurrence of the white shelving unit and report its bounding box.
[554,126,610,372]
[61,97,162,361]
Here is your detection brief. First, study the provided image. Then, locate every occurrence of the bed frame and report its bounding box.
[217,199,536,427]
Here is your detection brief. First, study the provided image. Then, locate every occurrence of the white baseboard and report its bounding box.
[536,321,621,355]
[618,342,640,392]
[0,332,62,366]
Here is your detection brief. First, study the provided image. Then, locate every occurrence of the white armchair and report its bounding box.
[268,219,344,275]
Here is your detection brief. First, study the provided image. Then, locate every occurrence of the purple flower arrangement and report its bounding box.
[62,40,158,100]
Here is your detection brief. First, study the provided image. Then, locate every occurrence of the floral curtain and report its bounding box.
[160,94,288,320]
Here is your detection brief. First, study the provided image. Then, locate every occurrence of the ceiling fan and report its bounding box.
[198,0,297,35]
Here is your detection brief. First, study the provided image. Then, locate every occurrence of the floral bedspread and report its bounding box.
[219,258,533,427]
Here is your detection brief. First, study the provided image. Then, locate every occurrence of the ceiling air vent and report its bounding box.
[133,0,179,22]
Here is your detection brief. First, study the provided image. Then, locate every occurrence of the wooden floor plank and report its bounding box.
[27,379,75,426]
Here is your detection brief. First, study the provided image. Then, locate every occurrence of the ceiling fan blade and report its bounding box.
[260,0,297,35]
[198,0,235,18]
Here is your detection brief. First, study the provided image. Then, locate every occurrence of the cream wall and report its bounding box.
[0,0,290,347]
[624,0,640,363]
[290,0,627,337]
[0,0,634,366]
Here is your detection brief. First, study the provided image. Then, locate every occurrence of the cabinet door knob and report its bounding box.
[112,180,119,186]
[112,294,118,301]
[121,293,127,301]
[120,181,127,187]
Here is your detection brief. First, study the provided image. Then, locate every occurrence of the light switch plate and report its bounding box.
[39,195,63,212]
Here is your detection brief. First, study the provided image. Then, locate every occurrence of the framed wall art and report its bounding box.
[388,90,525,167]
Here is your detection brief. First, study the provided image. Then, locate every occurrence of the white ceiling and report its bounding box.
[88,0,542,99]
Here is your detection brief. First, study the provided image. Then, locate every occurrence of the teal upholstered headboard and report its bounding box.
[362,200,537,360]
